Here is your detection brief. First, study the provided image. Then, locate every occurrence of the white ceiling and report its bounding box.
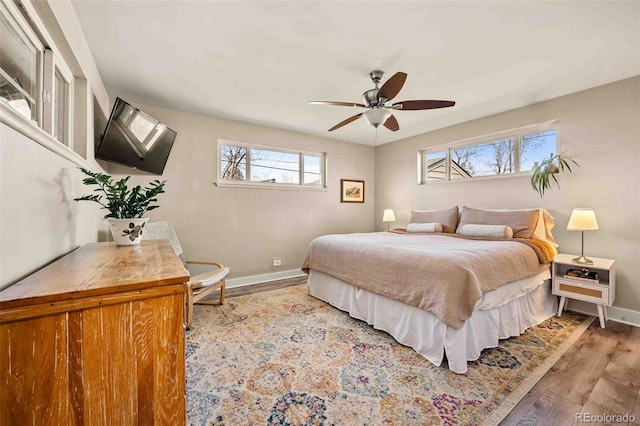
[71,1,640,146]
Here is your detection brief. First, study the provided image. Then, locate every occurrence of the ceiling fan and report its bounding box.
[310,70,455,132]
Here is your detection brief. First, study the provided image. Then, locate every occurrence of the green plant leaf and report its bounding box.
[530,152,579,197]
[73,168,167,219]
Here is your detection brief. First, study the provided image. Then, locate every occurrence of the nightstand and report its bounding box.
[552,253,616,328]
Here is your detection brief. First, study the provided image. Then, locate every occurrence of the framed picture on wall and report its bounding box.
[340,179,365,203]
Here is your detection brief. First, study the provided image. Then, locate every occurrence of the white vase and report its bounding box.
[106,218,149,246]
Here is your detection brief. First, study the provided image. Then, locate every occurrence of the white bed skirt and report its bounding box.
[307,269,556,374]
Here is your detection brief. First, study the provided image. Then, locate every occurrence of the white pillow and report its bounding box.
[478,208,559,250]
[460,224,514,238]
[406,222,443,233]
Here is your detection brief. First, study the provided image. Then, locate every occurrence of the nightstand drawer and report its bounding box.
[553,279,609,305]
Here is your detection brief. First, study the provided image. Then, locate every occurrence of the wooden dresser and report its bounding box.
[0,240,189,425]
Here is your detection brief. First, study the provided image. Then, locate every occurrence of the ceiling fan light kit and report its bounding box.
[310,70,455,132]
[363,108,392,128]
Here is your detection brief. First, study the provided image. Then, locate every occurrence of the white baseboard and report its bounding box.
[566,300,640,327]
[607,306,640,327]
[226,269,306,289]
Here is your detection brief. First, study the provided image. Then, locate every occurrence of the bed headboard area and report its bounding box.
[407,206,558,253]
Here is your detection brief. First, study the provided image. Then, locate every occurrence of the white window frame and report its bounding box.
[418,120,559,184]
[0,0,43,126]
[43,48,73,147]
[216,139,327,190]
[0,0,78,159]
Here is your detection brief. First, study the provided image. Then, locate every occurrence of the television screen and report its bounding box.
[96,97,176,175]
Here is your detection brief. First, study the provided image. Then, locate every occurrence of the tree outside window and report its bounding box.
[219,141,325,188]
[421,126,557,182]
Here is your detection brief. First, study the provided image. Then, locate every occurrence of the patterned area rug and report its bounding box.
[186,285,592,425]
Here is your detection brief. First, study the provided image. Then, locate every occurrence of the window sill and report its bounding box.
[1,100,90,169]
[421,171,533,185]
[215,180,328,191]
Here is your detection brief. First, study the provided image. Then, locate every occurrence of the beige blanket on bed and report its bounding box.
[302,232,552,329]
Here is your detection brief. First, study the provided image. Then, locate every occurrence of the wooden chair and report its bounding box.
[144,221,229,327]
[184,260,228,327]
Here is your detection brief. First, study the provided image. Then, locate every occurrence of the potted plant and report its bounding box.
[530,152,578,197]
[74,168,166,245]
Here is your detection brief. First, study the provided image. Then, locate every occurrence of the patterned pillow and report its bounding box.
[456,207,539,238]
[460,224,514,238]
[406,222,443,233]
[409,206,459,234]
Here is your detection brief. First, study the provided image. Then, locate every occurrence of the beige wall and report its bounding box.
[113,105,376,278]
[375,76,640,312]
[0,0,109,290]
[3,0,637,316]
[0,124,103,288]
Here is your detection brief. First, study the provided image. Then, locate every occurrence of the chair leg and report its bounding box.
[194,280,226,306]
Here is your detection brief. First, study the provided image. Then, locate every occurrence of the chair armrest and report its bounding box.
[186,260,225,269]
[189,266,230,290]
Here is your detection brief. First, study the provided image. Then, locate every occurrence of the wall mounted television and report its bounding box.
[96,97,176,175]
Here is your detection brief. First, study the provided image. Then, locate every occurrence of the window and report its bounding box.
[419,122,558,183]
[520,129,557,171]
[303,154,323,185]
[0,1,42,123]
[53,68,70,144]
[1,1,74,147]
[218,140,326,189]
[43,49,73,146]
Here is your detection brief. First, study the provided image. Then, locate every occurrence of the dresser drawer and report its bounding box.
[553,278,609,305]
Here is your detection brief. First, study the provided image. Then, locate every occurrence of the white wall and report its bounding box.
[111,105,376,279]
[375,76,640,313]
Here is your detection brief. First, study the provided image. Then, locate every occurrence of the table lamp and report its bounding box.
[382,209,396,231]
[567,208,599,264]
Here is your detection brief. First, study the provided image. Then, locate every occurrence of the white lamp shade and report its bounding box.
[363,109,392,127]
[567,208,599,231]
[382,209,396,222]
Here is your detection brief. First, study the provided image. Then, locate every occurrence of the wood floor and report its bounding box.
[207,278,640,425]
[502,319,640,426]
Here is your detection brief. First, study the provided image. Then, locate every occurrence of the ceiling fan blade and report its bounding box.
[392,100,456,110]
[383,114,399,132]
[328,113,362,131]
[377,72,407,102]
[309,101,366,108]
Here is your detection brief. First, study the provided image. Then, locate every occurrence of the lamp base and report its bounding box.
[572,255,594,265]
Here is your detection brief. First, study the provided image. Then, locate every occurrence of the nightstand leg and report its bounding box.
[557,296,566,317]
[596,304,606,329]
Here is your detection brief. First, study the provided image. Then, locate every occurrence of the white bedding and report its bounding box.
[307,268,556,374]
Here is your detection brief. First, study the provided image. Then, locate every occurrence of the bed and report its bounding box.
[302,207,559,374]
